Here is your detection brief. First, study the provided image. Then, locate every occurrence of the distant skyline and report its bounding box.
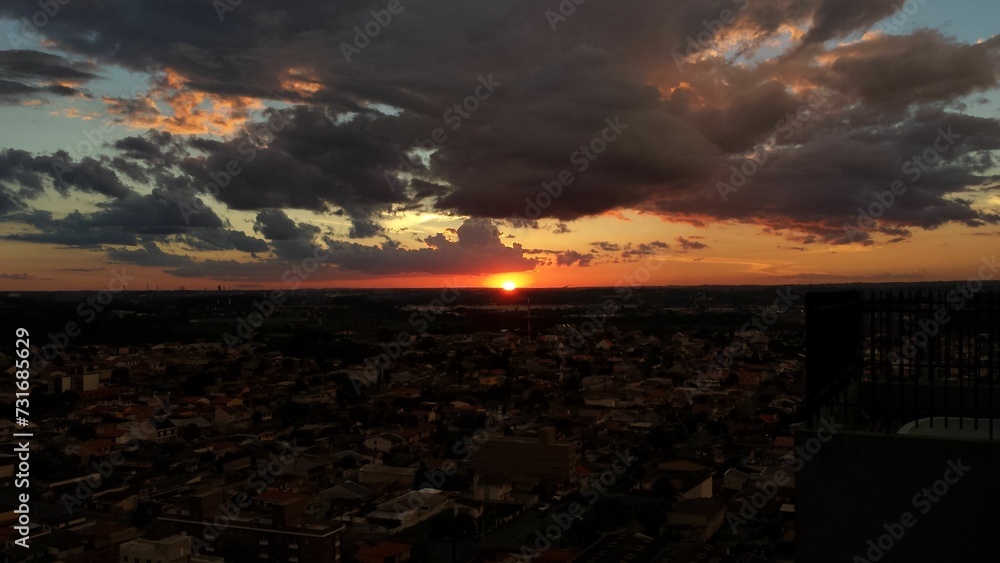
[1,0,998,290]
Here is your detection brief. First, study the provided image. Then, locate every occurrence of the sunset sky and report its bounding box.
[0,0,998,290]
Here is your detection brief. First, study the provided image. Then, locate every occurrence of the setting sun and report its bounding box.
[502,280,517,291]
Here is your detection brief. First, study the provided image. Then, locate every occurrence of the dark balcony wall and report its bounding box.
[794,428,1000,563]
[805,291,863,417]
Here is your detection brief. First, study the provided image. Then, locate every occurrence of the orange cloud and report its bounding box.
[102,68,264,135]
[280,67,323,97]
[49,107,99,120]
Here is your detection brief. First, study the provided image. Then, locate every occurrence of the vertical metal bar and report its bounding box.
[901,290,906,431]
[870,291,876,431]
[914,290,920,429]
[944,292,950,431]
[959,290,965,431]
[974,291,980,431]
[991,290,996,441]
[856,293,861,425]
[888,290,894,432]
[927,290,932,428]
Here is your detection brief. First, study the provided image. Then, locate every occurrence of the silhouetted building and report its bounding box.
[797,290,1000,562]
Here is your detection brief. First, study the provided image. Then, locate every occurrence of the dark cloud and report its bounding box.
[0,0,996,275]
[252,208,322,258]
[622,241,670,260]
[325,218,536,275]
[107,242,194,268]
[0,50,97,82]
[254,208,314,241]
[816,31,1000,111]
[177,106,406,237]
[158,218,537,279]
[800,0,903,45]
[683,109,1000,243]
[676,236,709,251]
[179,229,269,254]
[112,131,177,162]
[0,50,96,103]
[0,149,133,206]
[689,80,804,154]
[3,190,265,254]
[555,251,594,267]
[409,179,450,200]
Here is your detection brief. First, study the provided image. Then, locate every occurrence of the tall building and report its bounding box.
[796,290,1000,562]
[155,489,343,562]
[471,427,578,486]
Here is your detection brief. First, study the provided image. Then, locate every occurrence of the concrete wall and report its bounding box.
[795,428,1000,562]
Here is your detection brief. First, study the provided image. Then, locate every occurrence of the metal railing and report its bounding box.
[804,289,1000,439]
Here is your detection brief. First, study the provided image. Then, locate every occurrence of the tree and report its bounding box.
[251,410,264,426]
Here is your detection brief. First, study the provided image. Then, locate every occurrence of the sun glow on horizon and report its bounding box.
[501,280,517,291]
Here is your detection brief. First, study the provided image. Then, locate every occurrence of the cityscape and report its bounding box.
[0,283,998,562]
[1,0,1000,562]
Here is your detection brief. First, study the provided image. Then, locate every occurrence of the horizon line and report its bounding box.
[5,279,1000,293]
